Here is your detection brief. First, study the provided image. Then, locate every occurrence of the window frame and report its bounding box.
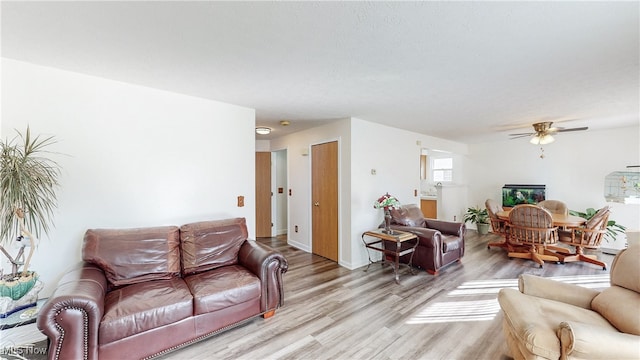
[431,157,453,183]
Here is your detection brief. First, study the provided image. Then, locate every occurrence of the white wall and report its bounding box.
[349,118,469,268]
[1,59,256,296]
[255,139,270,152]
[270,119,351,259]
[468,125,640,248]
[270,117,469,269]
[349,119,422,267]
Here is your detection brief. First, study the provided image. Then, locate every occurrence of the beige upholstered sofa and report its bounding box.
[498,244,640,360]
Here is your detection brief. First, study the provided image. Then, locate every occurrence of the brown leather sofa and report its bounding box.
[36,218,288,360]
[385,204,466,275]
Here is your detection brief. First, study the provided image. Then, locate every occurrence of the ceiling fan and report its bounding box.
[509,121,589,145]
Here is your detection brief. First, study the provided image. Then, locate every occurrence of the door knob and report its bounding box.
[314,202,320,207]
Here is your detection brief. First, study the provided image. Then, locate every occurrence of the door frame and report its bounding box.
[309,137,341,263]
[271,147,289,237]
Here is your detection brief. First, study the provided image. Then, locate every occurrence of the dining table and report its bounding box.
[496,207,588,266]
[496,209,587,228]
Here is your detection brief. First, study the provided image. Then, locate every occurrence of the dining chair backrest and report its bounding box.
[537,200,568,216]
[580,206,610,248]
[485,199,507,235]
[508,204,557,245]
[485,199,503,218]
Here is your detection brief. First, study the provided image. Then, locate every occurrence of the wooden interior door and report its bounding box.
[311,141,338,262]
[255,152,272,237]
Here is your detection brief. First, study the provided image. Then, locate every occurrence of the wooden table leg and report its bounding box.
[394,240,401,284]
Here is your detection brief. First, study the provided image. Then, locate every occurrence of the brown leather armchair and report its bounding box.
[384,204,465,275]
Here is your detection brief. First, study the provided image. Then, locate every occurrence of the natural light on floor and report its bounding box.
[406,274,610,324]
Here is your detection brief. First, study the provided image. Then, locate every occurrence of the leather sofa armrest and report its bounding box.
[558,321,640,360]
[518,274,600,309]
[391,225,441,248]
[238,240,289,312]
[36,262,107,360]
[424,219,465,237]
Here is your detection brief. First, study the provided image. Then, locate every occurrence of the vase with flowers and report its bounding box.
[374,193,401,234]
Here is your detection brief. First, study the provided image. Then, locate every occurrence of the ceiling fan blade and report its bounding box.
[556,126,588,133]
[508,132,535,136]
[509,134,533,139]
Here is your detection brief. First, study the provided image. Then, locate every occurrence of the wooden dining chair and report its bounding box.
[537,200,568,215]
[506,204,562,268]
[485,199,510,250]
[558,206,610,270]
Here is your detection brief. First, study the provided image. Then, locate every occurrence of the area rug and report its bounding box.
[0,299,46,330]
[1,339,47,360]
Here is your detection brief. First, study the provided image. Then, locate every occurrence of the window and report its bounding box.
[432,157,453,182]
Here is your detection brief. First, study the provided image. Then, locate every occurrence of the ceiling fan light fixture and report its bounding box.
[530,134,555,145]
[255,127,271,135]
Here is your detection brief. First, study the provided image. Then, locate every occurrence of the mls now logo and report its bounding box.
[0,341,47,357]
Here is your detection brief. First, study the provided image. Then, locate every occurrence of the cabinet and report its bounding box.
[421,199,437,219]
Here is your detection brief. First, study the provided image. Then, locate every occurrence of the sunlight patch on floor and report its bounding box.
[406,299,500,323]
[406,274,610,324]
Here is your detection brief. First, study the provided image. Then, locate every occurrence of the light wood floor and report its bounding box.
[161,231,613,360]
[2,231,614,359]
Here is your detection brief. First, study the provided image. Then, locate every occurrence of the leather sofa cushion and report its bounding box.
[499,288,617,359]
[83,226,181,287]
[390,204,426,227]
[592,286,640,335]
[185,265,261,315]
[99,277,193,344]
[180,218,248,274]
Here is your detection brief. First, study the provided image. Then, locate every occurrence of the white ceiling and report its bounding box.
[2,1,638,143]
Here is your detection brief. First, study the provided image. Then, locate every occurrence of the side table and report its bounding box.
[361,229,419,284]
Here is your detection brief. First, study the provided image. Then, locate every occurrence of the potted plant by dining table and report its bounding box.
[464,206,490,235]
[0,127,61,317]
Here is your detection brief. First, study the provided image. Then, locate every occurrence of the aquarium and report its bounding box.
[502,184,546,208]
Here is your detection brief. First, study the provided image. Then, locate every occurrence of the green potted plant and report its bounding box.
[0,127,61,316]
[464,206,490,235]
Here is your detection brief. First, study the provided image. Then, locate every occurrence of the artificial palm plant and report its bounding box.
[0,127,61,287]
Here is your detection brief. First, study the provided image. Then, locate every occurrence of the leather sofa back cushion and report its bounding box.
[180,217,248,275]
[591,286,640,335]
[390,204,426,227]
[83,226,181,287]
